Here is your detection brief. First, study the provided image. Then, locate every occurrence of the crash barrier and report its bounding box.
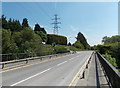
[0,51,76,69]
[80,51,94,79]
[97,52,120,88]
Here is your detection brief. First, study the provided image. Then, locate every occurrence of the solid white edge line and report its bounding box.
[10,68,51,86]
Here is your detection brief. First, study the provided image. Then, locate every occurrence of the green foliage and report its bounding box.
[111,42,120,58]
[47,34,67,45]
[73,41,84,49]
[8,19,22,31]
[41,44,54,53]
[22,18,29,28]
[2,27,42,54]
[96,35,120,69]
[54,45,68,54]
[1,15,9,29]
[2,29,18,54]
[1,16,71,61]
[69,46,80,51]
[18,27,42,53]
[34,24,47,42]
[96,44,111,54]
[102,35,120,44]
[68,42,71,46]
[1,15,22,31]
[103,53,117,68]
[35,31,47,43]
[20,27,35,42]
[76,32,89,49]
[34,24,47,34]
[110,42,120,68]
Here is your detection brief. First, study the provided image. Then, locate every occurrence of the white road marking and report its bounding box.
[10,68,51,86]
[57,61,67,66]
[69,58,75,60]
[10,54,81,86]
[69,55,79,60]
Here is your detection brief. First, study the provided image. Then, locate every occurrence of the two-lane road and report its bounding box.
[2,51,93,86]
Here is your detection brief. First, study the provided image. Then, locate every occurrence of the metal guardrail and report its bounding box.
[96,52,120,88]
[79,51,94,79]
[0,52,75,69]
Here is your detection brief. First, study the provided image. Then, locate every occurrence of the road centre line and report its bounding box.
[57,54,80,66]
[10,53,81,86]
[57,61,67,66]
[69,55,80,60]
[10,54,81,86]
[10,68,52,86]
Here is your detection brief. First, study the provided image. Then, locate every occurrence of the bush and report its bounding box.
[46,34,67,45]
[111,42,120,68]
[2,29,19,54]
[96,44,111,54]
[54,45,68,54]
[103,53,117,67]
[69,46,80,51]
[73,41,84,49]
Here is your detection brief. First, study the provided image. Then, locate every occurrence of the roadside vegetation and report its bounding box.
[91,35,120,71]
[1,15,90,61]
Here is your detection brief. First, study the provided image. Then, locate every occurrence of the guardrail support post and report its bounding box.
[81,71,85,79]
[86,64,88,69]
[40,57,42,61]
[2,63,4,69]
[26,59,28,64]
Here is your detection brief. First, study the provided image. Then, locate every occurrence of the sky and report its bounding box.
[2,2,118,46]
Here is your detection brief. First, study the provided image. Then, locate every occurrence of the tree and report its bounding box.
[12,32,22,48]
[2,29,18,54]
[22,18,29,28]
[68,42,71,46]
[34,24,47,34]
[34,24,47,42]
[34,24,41,31]
[76,32,89,49]
[102,36,109,44]
[17,27,42,53]
[111,42,120,68]
[35,31,47,43]
[102,35,120,44]
[8,19,22,32]
[73,41,84,49]
[1,15,9,29]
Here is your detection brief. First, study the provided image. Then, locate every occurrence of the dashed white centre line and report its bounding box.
[69,55,79,61]
[69,58,75,60]
[10,68,51,86]
[57,61,67,66]
[10,54,81,86]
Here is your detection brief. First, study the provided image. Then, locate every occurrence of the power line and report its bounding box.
[19,3,39,24]
[35,3,51,19]
[51,14,61,35]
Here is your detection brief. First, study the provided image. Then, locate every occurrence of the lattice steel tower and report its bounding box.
[52,14,61,35]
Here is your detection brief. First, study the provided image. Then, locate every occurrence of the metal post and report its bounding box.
[86,64,88,69]
[81,71,85,79]
[26,59,28,64]
[2,63,4,69]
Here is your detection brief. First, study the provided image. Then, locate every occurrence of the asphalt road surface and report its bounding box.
[2,51,93,86]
